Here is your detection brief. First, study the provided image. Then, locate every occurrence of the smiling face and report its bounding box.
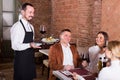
[96,33,105,47]
[21,5,34,21]
[60,31,71,44]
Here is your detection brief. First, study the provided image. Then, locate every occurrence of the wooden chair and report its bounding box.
[34,52,44,65]
[42,59,50,79]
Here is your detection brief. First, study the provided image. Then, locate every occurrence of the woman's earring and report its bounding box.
[106,40,108,46]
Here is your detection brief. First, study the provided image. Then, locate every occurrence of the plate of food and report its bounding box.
[41,37,59,44]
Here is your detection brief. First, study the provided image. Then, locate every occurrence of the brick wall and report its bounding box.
[101,0,120,41]
[20,0,102,47]
[21,0,52,41]
[50,0,101,47]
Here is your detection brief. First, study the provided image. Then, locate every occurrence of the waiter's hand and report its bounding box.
[30,42,41,49]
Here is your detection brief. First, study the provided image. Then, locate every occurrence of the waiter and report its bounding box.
[10,3,40,80]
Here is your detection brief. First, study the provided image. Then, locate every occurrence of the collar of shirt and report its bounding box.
[61,43,70,48]
[21,18,32,32]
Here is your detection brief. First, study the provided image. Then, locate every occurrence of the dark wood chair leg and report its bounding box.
[47,67,50,79]
[41,64,45,75]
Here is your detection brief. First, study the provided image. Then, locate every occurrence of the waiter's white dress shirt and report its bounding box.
[10,18,34,51]
[61,43,73,65]
[97,60,120,80]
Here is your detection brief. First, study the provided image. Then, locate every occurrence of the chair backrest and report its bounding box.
[43,59,49,67]
[34,52,43,57]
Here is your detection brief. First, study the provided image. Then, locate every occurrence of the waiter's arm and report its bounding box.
[11,24,31,51]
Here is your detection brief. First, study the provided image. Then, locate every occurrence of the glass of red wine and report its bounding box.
[40,25,46,39]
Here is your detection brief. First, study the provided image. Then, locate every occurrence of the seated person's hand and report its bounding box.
[72,72,85,80]
[72,72,78,80]
[81,60,89,68]
[79,58,89,69]
[64,65,74,70]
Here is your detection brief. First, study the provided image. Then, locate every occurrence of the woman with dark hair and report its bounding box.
[88,31,109,73]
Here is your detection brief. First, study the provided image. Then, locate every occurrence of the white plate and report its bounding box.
[35,43,42,46]
[41,38,59,44]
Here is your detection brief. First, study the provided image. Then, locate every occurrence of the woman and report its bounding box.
[88,31,109,73]
[97,41,120,80]
[49,29,79,80]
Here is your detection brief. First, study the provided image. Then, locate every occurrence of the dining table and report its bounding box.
[53,68,96,80]
[39,49,49,56]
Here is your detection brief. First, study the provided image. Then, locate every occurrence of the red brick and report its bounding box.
[21,0,101,47]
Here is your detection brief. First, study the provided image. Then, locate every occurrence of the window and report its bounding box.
[2,0,15,40]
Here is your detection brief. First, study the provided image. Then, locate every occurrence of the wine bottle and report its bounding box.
[97,57,102,71]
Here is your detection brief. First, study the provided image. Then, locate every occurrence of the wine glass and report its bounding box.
[40,25,46,38]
